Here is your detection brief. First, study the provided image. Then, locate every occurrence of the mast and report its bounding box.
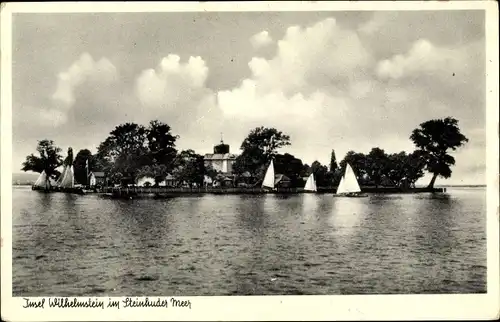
[86,159,89,186]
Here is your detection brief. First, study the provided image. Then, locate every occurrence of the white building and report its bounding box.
[203,139,238,174]
[137,176,155,187]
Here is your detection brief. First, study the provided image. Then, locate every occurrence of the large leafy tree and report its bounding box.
[233,146,266,177]
[234,126,291,176]
[146,120,178,170]
[405,150,427,187]
[172,150,206,187]
[386,151,426,188]
[240,126,291,158]
[410,117,469,188]
[274,153,304,186]
[339,151,369,185]
[22,140,63,186]
[310,160,330,187]
[366,147,390,187]
[96,123,149,181]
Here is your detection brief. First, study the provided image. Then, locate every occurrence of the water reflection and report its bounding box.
[301,194,319,221]
[330,197,369,239]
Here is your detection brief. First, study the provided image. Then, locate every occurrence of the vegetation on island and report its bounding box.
[21,139,63,184]
[23,117,469,189]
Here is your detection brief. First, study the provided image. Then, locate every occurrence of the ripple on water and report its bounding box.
[134,275,158,282]
[12,189,487,296]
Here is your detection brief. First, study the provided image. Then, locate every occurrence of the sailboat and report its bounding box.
[59,165,75,188]
[335,163,367,197]
[55,166,67,189]
[304,173,317,192]
[262,160,275,191]
[56,164,85,194]
[32,170,51,191]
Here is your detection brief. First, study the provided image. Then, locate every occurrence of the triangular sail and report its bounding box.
[337,163,361,194]
[262,160,275,189]
[56,166,67,186]
[304,173,317,192]
[33,171,47,188]
[59,165,75,188]
[336,176,346,194]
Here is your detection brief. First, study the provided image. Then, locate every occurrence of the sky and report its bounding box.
[11,10,486,185]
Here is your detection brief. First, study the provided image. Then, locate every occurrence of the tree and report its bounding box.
[329,149,338,172]
[233,146,266,177]
[96,123,149,181]
[274,153,304,187]
[310,160,330,187]
[405,150,427,187]
[205,164,218,181]
[366,147,389,187]
[234,127,291,177]
[240,127,291,160]
[410,117,469,188]
[146,120,178,170]
[339,151,369,185]
[172,150,206,187]
[73,149,95,185]
[22,140,63,187]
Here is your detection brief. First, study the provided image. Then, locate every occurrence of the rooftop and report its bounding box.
[204,153,238,160]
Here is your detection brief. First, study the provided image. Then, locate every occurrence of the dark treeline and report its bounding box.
[22,117,469,189]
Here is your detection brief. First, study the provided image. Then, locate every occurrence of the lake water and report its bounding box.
[12,186,487,296]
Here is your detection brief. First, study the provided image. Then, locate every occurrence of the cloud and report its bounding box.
[134,54,222,142]
[216,15,485,183]
[52,53,118,108]
[217,17,386,162]
[135,54,209,108]
[376,39,470,81]
[250,30,273,49]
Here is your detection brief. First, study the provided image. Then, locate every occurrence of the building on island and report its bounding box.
[137,174,177,187]
[158,174,177,187]
[274,174,291,188]
[137,176,155,187]
[203,139,238,175]
[88,171,106,187]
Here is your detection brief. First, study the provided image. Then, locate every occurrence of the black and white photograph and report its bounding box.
[1,1,498,321]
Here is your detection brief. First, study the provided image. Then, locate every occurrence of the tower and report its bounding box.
[213,133,230,154]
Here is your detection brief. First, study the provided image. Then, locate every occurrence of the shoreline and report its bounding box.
[31,186,447,198]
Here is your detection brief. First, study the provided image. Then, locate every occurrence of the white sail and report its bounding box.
[304,173,317,192]
[56,166,67,186]
[337,163,361,194]
[69,165,75,187]
[33,171,47,188]
[262,160,275,189]
[59,165,75,188]
[336,176,346,194]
